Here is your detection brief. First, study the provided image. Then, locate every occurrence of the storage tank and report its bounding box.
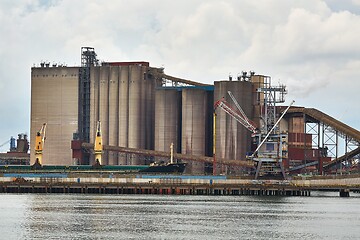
[128,65,145,165]
[214,80,253,174]
[99,66,110,165]
[118,66,129,165]
[89,63,156,166]
[144,70,155,152]
[154,88,180,155]
[181,88,209,174]
[108,66,120,165]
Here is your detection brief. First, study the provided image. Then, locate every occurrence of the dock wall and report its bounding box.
[0,176,359,196]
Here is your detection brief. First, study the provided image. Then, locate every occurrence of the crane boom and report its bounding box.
[251,100,295,157]
[227,91,254,129]
[214,96,257,134]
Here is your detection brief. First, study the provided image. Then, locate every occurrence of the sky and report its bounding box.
[0,0,359,151]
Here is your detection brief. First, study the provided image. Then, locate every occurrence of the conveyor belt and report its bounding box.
[148,67,212,87]
[288,107,360,169]
[323,147,360,169]
[82,143,255,168]
[288,107,360,142]
[161,73,212,87]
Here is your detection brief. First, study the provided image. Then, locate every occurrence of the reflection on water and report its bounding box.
[0,192,359,240]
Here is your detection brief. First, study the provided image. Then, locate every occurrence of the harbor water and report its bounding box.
[0,192,359,239]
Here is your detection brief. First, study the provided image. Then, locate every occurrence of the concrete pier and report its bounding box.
[0,175,359,196]
[0,182,313,196]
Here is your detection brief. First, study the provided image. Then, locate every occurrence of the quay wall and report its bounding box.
[0,175,359,190]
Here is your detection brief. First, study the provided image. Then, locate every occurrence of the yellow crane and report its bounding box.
[34,123,47,166]
[94,121,103,165]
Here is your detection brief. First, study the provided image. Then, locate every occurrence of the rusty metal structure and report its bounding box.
[286,107,360,174]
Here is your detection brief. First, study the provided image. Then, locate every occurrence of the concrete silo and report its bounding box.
[181,88,210,174]
[88,62,155,165]
[118,66,129,165]
[214,80,253,174]
[108,66,120,165]
[154,88,181,155]
[30,66,79,165]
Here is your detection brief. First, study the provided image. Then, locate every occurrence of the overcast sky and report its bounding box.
[0,0,359,151]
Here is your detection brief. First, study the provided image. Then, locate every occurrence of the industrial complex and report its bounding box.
[24,47,360,178]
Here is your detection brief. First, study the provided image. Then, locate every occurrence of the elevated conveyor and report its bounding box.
[81,143,255,168]
[148,67,212,87]
[161,73,212,87]
[287,107,360,170]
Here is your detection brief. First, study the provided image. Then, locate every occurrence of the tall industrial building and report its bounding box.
[29,48,266,172]
[30,48,360,175]
[31,66,79,165]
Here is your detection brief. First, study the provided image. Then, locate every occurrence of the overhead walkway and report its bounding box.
[287,107,360,170]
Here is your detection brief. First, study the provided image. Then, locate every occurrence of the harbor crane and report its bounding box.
[214,89,294,179]
[213,91,258,175]
[214,91,258,134]
[94,121,103,165]
[34,123,47,166]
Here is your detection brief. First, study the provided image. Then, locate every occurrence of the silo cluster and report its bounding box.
[89,63,157,165]
[31,60,263,175]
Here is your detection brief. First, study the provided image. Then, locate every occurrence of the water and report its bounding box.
[0,192,359,240]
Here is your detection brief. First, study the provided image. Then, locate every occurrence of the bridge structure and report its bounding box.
[287,107,360,174]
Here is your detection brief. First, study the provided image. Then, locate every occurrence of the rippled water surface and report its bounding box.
[0,192,359,239]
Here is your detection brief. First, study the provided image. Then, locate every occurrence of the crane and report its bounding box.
[214,91,257,134]
[250,100,295,159]
[214,90,295,179]
[94,121,103,166]
[34,123,47,166]
[213,91,257,175]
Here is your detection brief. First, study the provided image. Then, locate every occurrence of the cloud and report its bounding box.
[0,0,359,148]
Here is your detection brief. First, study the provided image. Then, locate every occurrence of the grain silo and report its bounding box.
[118,66,130,164]
[154,88,181,154]
[214,80,253,173]
[108,66,120,165]
[181,88,211,174]
[30,66,79,165]
[88,62,157,165]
